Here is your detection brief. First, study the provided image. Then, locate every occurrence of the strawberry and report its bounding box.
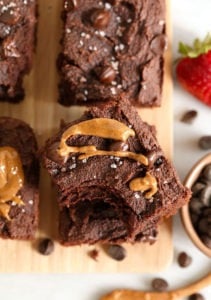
[176,34,211,107]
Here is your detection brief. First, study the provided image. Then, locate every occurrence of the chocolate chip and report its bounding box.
[99,66,116,84]
[150,34,167,55]
[199,186,211,206]
[177,252,192,267]
[202,164,211,181]
[189,197,203,214]
[154,157,164,168]
[198,218,211,234]
[180,110,198,124]
[151,278,168,292]
[88,249,99,261]
[147,151,163,168]
[38,238,54,255]
[91,9,110,29]
[198,136,211,150]
[109,141,129,152]
[189,293,205,300]
[192,182,206,196]
[107,245,126,261]
[201,235,211,248]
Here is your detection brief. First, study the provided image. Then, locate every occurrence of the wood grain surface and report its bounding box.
[0,0,173,273]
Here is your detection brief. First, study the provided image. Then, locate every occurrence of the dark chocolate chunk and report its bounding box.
[38,238,55,256]
[107,245,126,261]
[181,110,198,124]
[99,66,116,84]
[189,293,205,300]
[109,141,129,152]
[151,278,168,292]
[198,136,211,150]
[177,252,192,268]
[91,9,110,29]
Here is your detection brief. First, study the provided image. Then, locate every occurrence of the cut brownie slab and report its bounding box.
[58,0,166,107]
[0,117,39,239]
[42,99,191,245]
[0,0,37,102]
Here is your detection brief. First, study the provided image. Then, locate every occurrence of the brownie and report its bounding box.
[0,117,39,239]
[42,99,191,245]
[0,0,37,102]
[58,0,166,107]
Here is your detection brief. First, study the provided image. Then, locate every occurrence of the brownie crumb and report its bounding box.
[189,293,205,300]
[88,249,99,261]
[107,245,126,261]
[177,252,192,268]
[38,238,54,256]
[151,278,168,292]
[181,110,198,124]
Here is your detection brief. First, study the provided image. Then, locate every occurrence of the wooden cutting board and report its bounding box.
[0,0,172,273]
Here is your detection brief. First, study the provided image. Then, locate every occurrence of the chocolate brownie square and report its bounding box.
[0,0,37,102]
[0,117,39,239]
[42,99,190,245]
[58,0,166,107]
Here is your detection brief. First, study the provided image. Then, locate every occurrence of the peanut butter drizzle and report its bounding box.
[0,147,24,220]
[58,118,148,166]
[129,172,158,199]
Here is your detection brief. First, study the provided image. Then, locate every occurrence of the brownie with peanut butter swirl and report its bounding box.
[0,117,39,239]
[42,99,190,245]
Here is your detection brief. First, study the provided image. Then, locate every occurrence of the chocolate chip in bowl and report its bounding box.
[181,153,211,257]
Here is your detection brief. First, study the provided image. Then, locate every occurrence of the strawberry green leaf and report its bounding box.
[178,33,211,58]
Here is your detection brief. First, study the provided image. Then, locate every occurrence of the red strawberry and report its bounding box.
[176,34,211,107]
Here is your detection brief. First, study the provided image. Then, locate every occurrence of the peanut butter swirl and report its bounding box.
[0,147,24,220]
[129,172,158,199]
[58,118,148,166]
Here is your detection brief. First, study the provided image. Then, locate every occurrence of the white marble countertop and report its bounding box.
[0,1,211,299]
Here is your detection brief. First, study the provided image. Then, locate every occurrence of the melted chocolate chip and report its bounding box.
[107,244,126,261]
[154,157,164,168]
[147,151,163,168]
[100,66,116,84]
[177,252,192,267]
[109,141,129,152]
[151,278,168,292]
[150,34,167,55]
[38,238,54,255]
[91,9,110,29]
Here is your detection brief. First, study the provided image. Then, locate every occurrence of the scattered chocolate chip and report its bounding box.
[198,136,211,150]
[177,252,192,267]
[180,110,198,124]
[38,238,54,255]
[91,9,110,29]
[109,141,129,152]
[150,34,167,55]
[151,278,168,292]
[88,249,99,261]
[189,293,205,300]
[107,244,126,261]
[99,66,116,84]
